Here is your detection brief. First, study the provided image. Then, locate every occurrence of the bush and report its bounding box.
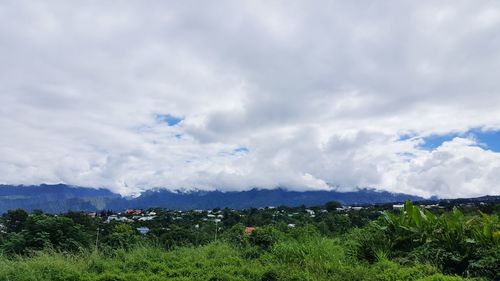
[466,244,500,280]
[345,223,391,263]
[96,273,127,281]
[223,224,247,248]
[415,274,468,281]
[249,226,282,250]
[261,270,279,281]
[287,224,321,241]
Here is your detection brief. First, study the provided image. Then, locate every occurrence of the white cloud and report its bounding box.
[1,1,500,198]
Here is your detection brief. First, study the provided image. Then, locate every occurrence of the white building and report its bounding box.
[106,215,130,223]
[136,227,150,235]
[138,216,156,221]
[393,204,405,210]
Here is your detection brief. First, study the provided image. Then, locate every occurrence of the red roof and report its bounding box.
[244,227,256,234]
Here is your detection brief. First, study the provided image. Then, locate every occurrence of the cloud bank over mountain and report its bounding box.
[1,1,500,198]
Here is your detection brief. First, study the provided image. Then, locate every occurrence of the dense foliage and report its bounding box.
[0,200,498,280]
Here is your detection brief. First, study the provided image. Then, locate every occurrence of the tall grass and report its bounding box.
[0,238,473,281]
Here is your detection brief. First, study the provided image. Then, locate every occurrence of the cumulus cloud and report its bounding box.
[1,1,500,197]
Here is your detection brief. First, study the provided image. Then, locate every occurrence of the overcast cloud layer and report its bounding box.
[1,1,500,198]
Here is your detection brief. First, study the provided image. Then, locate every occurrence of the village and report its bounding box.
[90,199,490,237]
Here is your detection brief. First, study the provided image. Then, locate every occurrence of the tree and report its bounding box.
[64,211,96,229]
[2,232,27,254]
[23,214,90,251]
[104,224,138,249]
[324,201,342,212]
[3,209,28,233]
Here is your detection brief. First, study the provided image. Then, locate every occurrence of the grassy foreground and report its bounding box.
[0,239,469,281]
[1,201,497,280]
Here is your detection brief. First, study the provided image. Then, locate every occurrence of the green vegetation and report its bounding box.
[0,201,498,280]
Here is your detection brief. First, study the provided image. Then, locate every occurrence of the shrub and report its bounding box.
[345,223,391,263]
[466,244,500,280]
[96,273,127,281]
[249,226,282,250]
[261,270,279,281]
[415,274,468,281]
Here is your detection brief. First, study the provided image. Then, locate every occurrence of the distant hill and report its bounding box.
[109,188,424,210]
[0,184,119,213]
[0,184,426,213]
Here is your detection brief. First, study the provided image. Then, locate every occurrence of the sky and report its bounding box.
[1,1,500,198]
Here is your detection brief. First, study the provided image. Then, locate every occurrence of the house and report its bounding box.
[138,216,156,221]
[352,207,363,211]
[106,215,130,223]
[244,227,256,234]
[393,204,405,210]
[126,209,142,214]
[287,224,296,228]
[423,204,439,209]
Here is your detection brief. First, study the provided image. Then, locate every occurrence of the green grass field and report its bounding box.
[0,239,470,281]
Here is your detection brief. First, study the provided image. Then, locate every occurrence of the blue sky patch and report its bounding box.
[419,133,459,150]
[156,114,183,126]
[417,128,500,152]
[398,132,417,141]
[471,129,500,152]
[234,147,249,153]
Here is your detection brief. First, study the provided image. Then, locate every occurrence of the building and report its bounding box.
[126,209,143,214]
[136,227,150,235]
[244,227,256,234]
[138,216,156,221]
[106,215,130,223]
[305,209,315,216]
[393,204,405,210]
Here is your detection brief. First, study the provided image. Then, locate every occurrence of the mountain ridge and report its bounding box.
[0,184,429,213]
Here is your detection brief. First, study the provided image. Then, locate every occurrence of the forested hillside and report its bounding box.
[0,184,424,213]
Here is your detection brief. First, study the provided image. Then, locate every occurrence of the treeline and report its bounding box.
[0,201,376,254]
[0,201,498,280]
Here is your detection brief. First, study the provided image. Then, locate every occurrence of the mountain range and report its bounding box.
[0,184,428,213]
